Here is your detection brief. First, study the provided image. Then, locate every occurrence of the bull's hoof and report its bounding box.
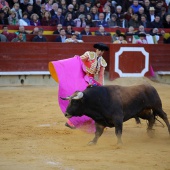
[87,141,96,146]
[147,129,155,138]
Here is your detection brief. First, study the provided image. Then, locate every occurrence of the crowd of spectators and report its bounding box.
[0,0,170,43]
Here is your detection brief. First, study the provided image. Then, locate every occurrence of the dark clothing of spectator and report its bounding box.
[2,32,17,41]
[117,19,129,28]
[95,31,111,36]
[24,10,34,20]
[81,30,92,35]
[52,15,65,25]
[150,20,164,28]
[164,36,170,43]
[53,30,60,34]
[95,20,109,27]
[55,35,67,42]
[33,4,41,19]
[41,18,56,26]
[63,19,75,27]
[163,21,170,28]
[32,35,47,42]
[20,3,29,13]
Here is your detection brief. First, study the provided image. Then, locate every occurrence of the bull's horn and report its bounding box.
[72,92,83,100]
[60,96,70,100]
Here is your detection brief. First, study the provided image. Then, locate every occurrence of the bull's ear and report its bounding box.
[60,96,70,100]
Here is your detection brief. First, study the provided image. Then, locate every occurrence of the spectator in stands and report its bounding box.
[94,0,104,13]
[160,7,167,22]
[147,7,156,22]
[163,14,170,28]
[75,4,86,18]
[137,7,145,21]
[95,25,111,36]
[15,25,28,41]
[53,24,63,34]
[115,5,124,20]
[130,0,142,14]
[0,33,7,41]
[11,32,26,42]
[0,9,8,25]
[117,14,129,28]
[11,3,22,20]
[135,32,148,44]
[45,0,54,11]
[125,26,136,35]
[63,12,75,26]
[128,14,141,28]
[32,28,47,42]
[108,13,119,28]
[85,13,95,27]
[50,3,58,18]
[65,33,83,43]
[71,0,79,12]
[149,27,165,36]
[30,13,41,26]
[135,25,148,34]
[95,12,109,27]
[1,25,17,41]
[163,35,170,43]
[124,6,134,22]
[155,0,164,16]
[81,25,92,35]
[84,0,92,14]
[150,14,164,28]
[41,11,56,26]
[58,0,67,15]
[0,0,9,10]
[104,0,115,13]
[33,0,42,19]
[8,10,19,25]
[123,0,133,12]
[143,0,152,17]
[2,5,10,19]
[74,14,86,27]
[90,6,99,21]
[55,28,67,42]
[112,29,121,42]
[140,14,150,28]
[31,26,39,34]
[52,8,65,26]
[9,0,17,9]
[19,12,30,26]
[25,4,34,19]
[65,24,74,35]
[64,4,76,19]
[103,5,111,22]
[20,0,29,13]
[113,33,128,44]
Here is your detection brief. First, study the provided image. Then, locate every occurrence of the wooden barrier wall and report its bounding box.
[0,43,170,80]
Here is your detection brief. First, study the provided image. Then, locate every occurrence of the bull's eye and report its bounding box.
[71,100,78,105]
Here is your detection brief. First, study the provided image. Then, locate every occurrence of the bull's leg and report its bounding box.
[147,114,156,138]
[134,117,141,124]
[88,123,105,145]
[114,117,123,144]
[154,109,170,135]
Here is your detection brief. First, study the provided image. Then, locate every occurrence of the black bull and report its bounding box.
[62,84,170,145]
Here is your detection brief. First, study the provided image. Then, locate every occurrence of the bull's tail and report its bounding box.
[153,109,170,135]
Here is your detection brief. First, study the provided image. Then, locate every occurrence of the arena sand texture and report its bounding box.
[0,77,170,170]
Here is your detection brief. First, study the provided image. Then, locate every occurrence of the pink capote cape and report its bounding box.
[49,56,95,133]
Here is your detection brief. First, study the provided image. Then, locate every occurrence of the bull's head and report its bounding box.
[60,91,85,118]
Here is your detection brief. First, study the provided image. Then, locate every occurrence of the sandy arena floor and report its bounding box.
[0,77,170,170]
